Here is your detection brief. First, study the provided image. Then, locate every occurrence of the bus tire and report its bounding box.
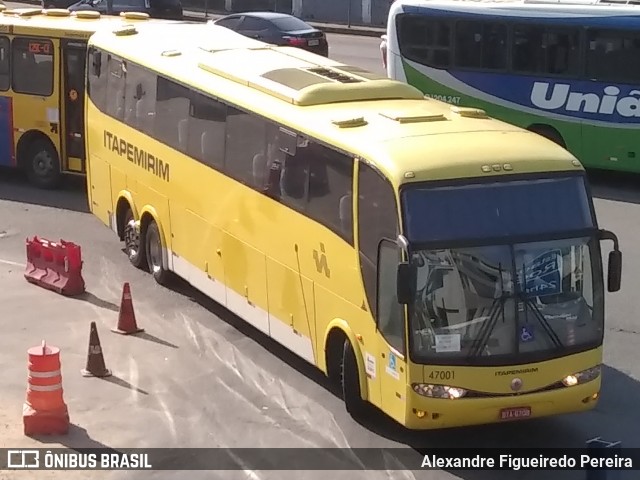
[528,125,566,149]
[25,139,61,189]
[123,207,147,270]
[145,219,171,286]
[341,339,366,418]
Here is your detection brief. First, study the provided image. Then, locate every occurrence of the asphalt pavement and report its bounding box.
[0,6,639,480]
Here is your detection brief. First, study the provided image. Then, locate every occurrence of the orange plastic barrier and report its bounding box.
[23,340,70,436]
[24,236,85,296]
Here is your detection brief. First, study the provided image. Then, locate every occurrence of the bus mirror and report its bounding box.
[607,250,622,293]
[599,229,622,292]
[397,262,415,304]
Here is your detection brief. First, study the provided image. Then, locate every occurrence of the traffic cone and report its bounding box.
[81,322,112,378]
[112,282,144,335]
[23,340,70,436]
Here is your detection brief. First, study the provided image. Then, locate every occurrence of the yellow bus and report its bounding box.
[0,7,158,188]
[85,21,623,429]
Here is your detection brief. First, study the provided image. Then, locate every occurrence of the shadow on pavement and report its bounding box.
[0,168,89,213]
[102,374,150,395]
[31,423,116,450]
[72,291,120,312]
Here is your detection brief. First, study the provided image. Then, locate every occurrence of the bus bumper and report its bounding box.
[402,379,600,430]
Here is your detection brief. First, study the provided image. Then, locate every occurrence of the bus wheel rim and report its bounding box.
[148,228,162,273]
[33,151,54,177]
[124,220,139,258]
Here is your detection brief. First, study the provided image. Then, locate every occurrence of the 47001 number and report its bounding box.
[427,370,455,381]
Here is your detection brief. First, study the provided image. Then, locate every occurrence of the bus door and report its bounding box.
[375,239,409,422]
[61,40,87,173]
[0,37,12,168]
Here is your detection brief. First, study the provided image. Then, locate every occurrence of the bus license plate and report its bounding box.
[500,407,531,420]
[308,39,320,46]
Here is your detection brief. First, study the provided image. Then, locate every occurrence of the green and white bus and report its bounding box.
[383,0,640,174]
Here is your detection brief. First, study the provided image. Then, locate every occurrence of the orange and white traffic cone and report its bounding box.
[23,340,70,436]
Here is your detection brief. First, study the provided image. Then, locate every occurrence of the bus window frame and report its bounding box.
[11,37,55,97]
[585,27,640,84]
[0,36,10,92]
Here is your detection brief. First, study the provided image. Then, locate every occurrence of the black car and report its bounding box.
[66,0,183,20]
[213,12,328,57]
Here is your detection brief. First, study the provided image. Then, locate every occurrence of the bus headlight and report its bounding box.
[412,384,467,399]
[562,366,601,387]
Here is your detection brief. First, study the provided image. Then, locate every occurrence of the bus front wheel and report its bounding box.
[123,207,147,270]
[145,219,171,286]
[341,340,367,418]
[25,139,61,189]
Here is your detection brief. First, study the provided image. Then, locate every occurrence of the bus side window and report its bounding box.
[455,21,506,70]
[123,62,156,134]
[105,55,126,121]
[88,47,107,113]
[12,38,54,97]
[225,107,268,189]
[279,133,309,205]
[188,91,226,170]
[358,162,398,320]
[587,29,640,83]
[377,239,405,353]
[154,76,190,152]
[0,37,9,92]
[398,15,451,68]
[304,142,354,244]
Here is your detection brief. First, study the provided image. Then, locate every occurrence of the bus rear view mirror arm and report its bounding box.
[599,229,622,293]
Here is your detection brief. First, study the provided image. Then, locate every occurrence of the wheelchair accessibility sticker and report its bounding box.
[520,325,535,343]
[385,352,399,380]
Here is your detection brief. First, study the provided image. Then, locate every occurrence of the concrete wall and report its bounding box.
[183,0,394,26]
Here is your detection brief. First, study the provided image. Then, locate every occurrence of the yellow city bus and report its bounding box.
[85,21,623,429]
[0,7,158,188]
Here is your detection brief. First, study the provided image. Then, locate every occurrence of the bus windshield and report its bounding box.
[401,175,604,366]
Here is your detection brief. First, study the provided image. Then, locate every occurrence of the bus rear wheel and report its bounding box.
[341,340,367,418]
[123,208,147,269]
[145,219,171,286]
[25,139,61,189]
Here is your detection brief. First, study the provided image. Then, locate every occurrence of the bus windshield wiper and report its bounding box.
[523,297,564,349]
[468,262,507,358]
[467,295,507,358]
[519,262,564,349]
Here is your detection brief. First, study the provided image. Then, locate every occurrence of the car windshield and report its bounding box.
[271,16,312,32]
[401,175,604,365]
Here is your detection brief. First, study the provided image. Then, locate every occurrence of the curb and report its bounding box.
[10,0,385,37]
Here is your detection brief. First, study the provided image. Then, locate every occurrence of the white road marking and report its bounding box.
[0,258,25,267]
